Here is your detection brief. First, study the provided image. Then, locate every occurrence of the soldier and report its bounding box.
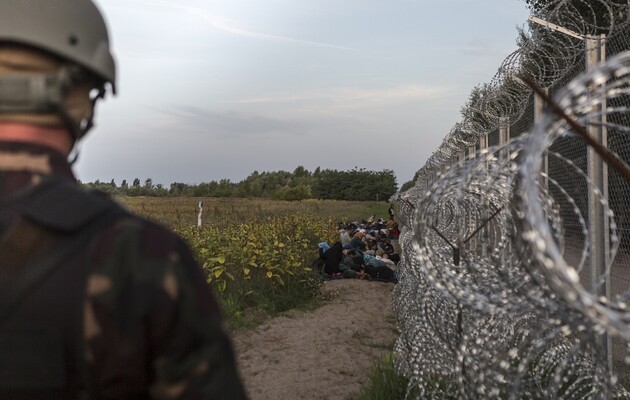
[0,0,247,398]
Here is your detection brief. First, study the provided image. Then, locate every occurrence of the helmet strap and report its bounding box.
[68,139,81,166]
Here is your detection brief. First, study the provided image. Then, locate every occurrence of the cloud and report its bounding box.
[230,84,457,109]
[208,17,361,51]
[143,0,360,51]
[142,106,309,137]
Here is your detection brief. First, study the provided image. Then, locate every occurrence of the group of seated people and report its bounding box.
[312,217,401,283]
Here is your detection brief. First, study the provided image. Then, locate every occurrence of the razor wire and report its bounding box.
[394,2,630,398]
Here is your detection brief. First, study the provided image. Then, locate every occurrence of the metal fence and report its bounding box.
[394,2,630,398]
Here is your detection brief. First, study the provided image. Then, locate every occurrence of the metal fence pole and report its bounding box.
[479,134,489,257]
[499,117,511,266]
[499,117,510,147]
[535,87,549,190]
[480,133,489,152]
[586,33,612,374]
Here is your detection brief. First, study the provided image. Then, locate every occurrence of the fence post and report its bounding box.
[480,133,488,152]
[586,33,611,374]
[498,117,511,266]
[499,117,510,146]
[197,200,204,228]
[479,134,489,257]
[534,87,549,190]
[499,117,510,167]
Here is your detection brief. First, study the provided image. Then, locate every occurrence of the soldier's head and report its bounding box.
[0,0,116,155]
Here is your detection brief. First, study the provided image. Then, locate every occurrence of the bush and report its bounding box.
[176,214,337,328]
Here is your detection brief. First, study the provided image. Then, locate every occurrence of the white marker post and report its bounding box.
[197,200,203,229]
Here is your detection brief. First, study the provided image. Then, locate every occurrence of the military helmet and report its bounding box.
[0,0,117,141]
[0,0,116,93]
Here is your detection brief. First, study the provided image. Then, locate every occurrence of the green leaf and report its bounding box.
[273,274,285,286]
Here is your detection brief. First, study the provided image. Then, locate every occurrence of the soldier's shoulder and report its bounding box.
[93,203,189,262]
[23,179,123,233]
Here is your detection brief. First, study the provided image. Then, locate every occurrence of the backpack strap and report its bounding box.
[0,180,128,326]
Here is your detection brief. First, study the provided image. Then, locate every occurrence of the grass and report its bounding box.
[220,272,326,331]
[354,353,417,400]
[119,196,393,228]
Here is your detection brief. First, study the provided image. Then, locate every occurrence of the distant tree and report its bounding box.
[312,168,397,201]
[400,180,414,192]
[373,169,398,201]
[169,182,188,195]
[400,171,421,192]
[273,184,311,201]
[293,165,310,178]
[83,166,398,200]
[154,183,168,197]
[216,179,234,197]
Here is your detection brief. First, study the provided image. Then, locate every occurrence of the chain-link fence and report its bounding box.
[394,1,630,398]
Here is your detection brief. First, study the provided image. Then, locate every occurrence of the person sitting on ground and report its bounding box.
[388,252,401,265]
[371,218,387,231]
[376,253,397,268]
[310,242,330,273]
[363,252,398,283]
[339,249,366,279]
[322,241,344,276]
[339,225,354,245]
[364,239,379,256]
[378,234,395,255]
[349,231,366,252]
[388,219,400,240]
[341,249,364,271]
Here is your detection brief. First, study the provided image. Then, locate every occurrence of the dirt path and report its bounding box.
[232,279,398,400]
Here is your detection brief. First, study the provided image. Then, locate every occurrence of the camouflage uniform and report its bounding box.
[0,142,248,399]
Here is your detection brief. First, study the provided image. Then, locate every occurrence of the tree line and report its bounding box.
[79,166,399,201]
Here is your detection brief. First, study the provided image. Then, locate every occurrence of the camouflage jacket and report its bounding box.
[0,142,247,399]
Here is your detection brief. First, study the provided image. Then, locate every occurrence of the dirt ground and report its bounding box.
[232,279,398,400]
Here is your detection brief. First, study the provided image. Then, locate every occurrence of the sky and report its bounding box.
[76,0,532,187]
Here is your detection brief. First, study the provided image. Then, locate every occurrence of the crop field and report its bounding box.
[119,196,389,227]
[117,196,391,327]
